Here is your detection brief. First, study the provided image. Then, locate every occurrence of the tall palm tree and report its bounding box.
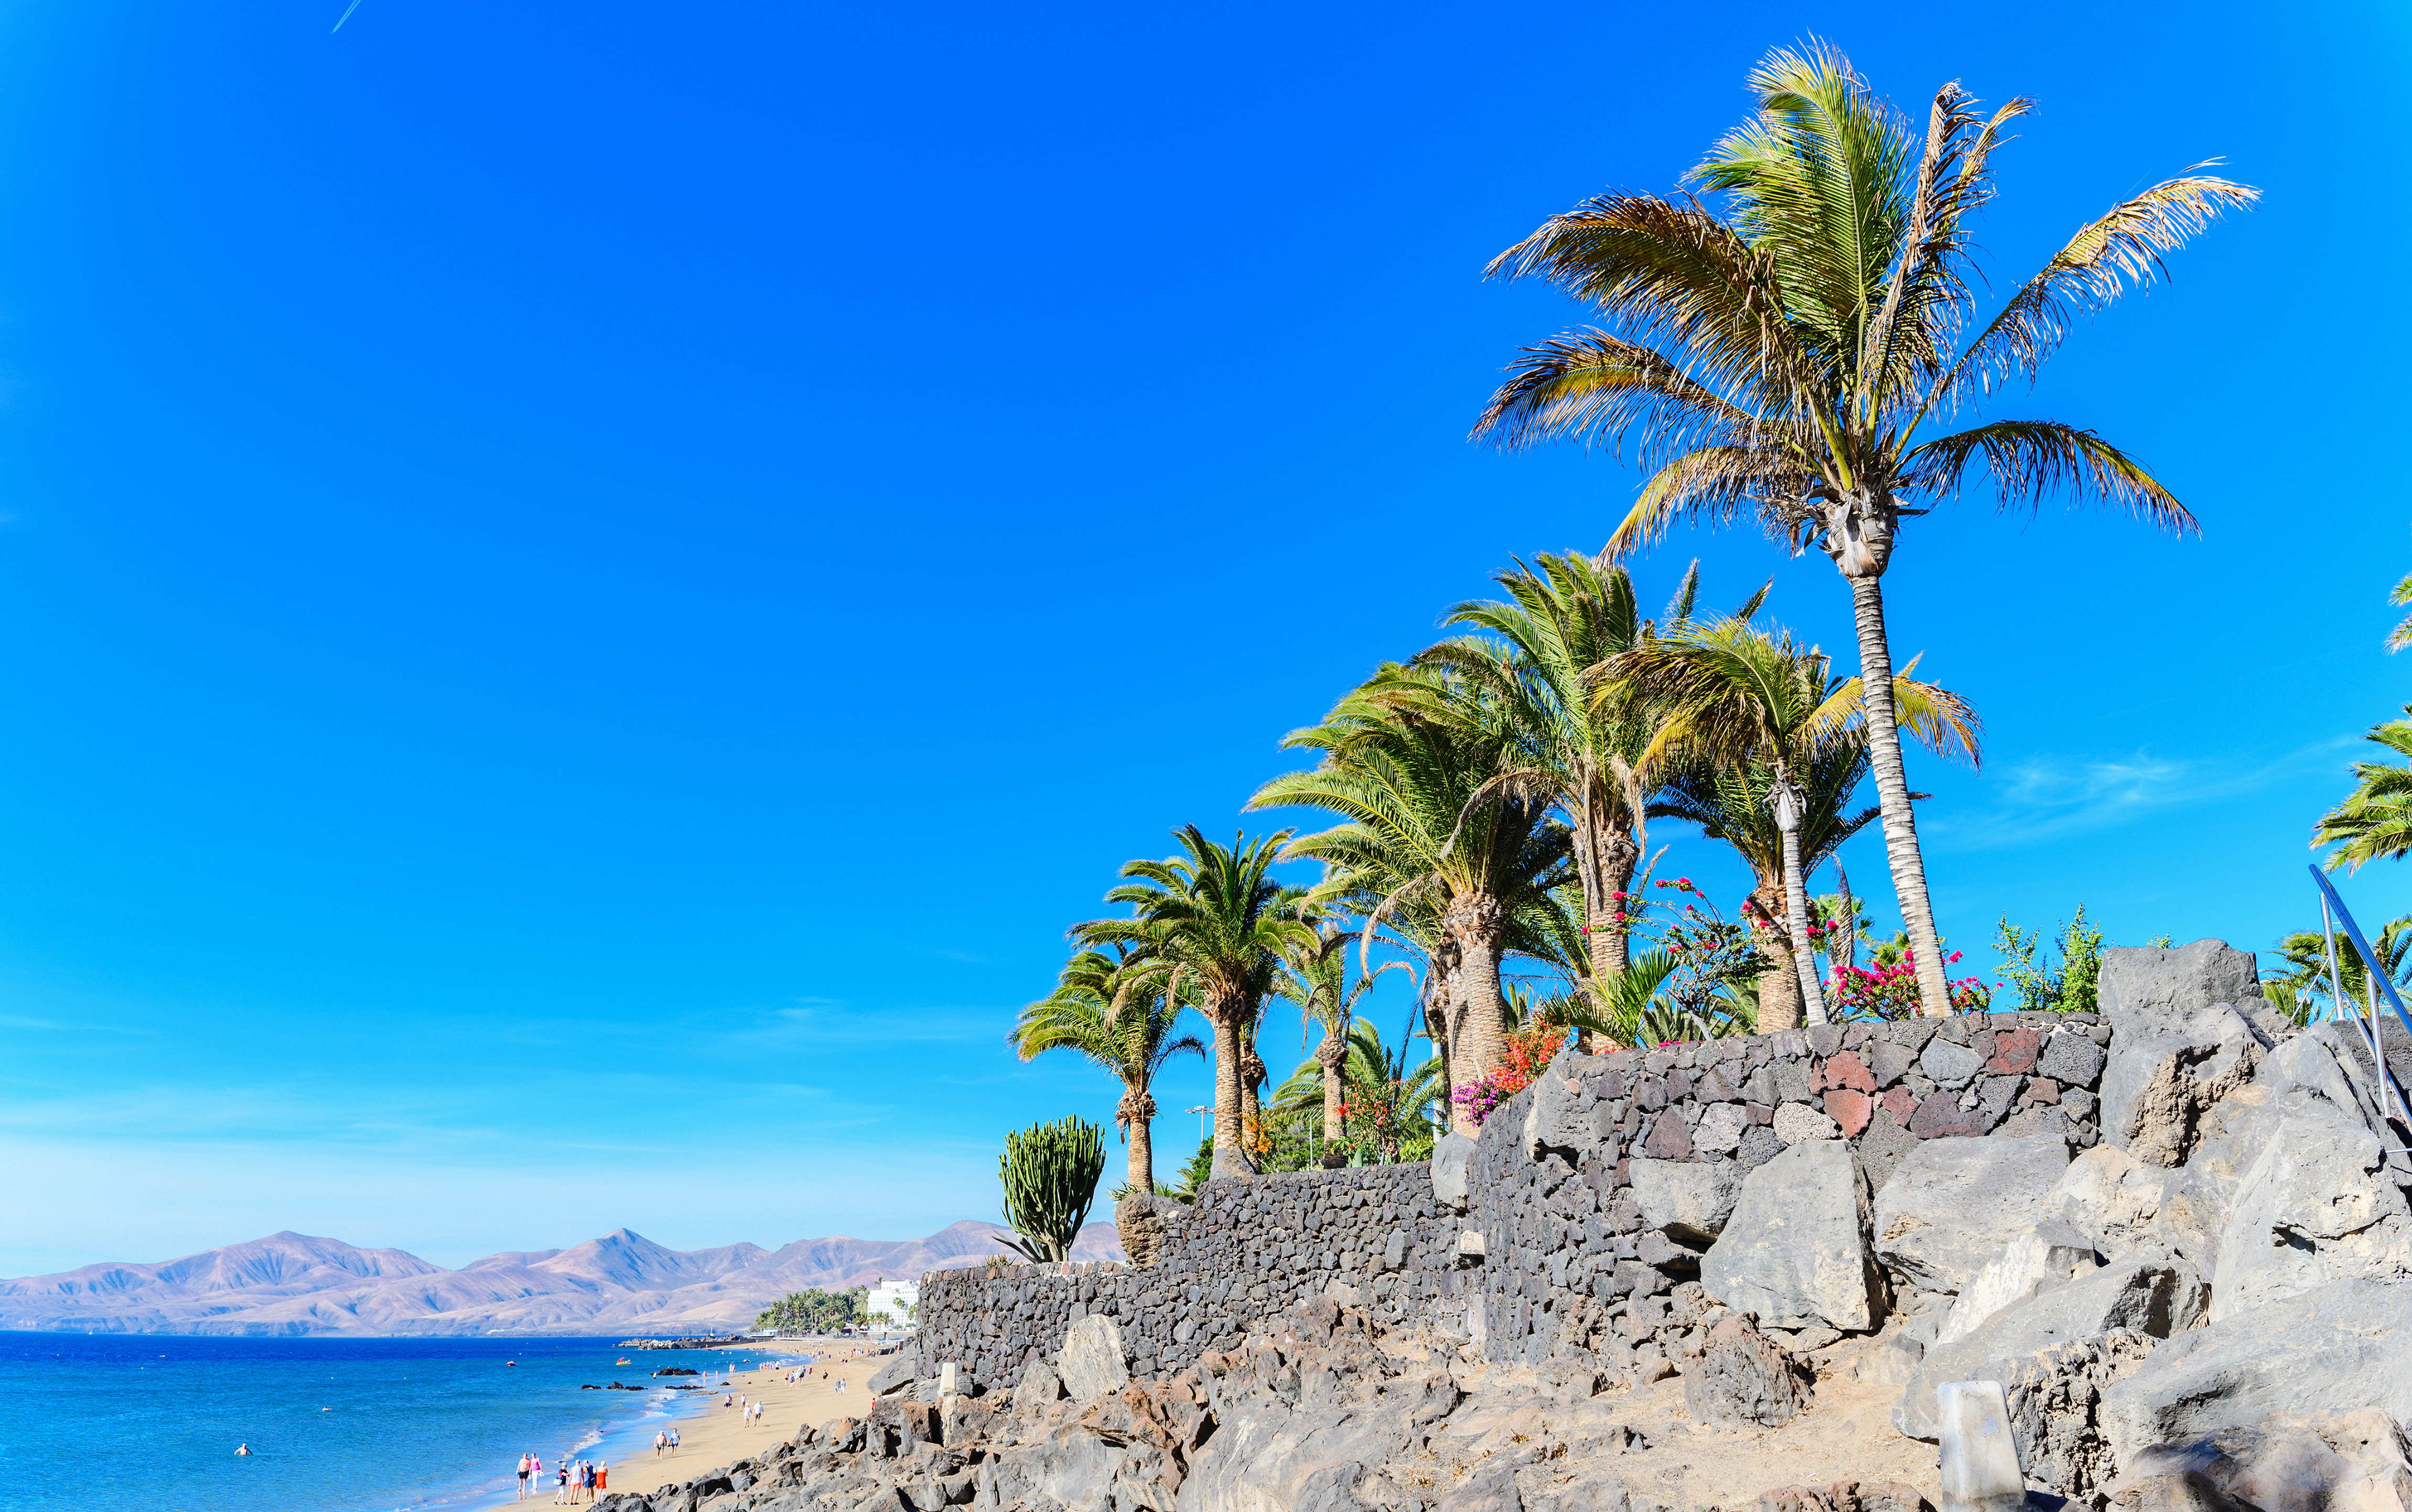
[1625,618,1978,1028]
[1473,44,2252,1014]
[1011,946,1208,1195]
[1420,554,1696,996]
[1251,665,1570,1133]
[1276,919,1406,1149]
[2313,707,2412,873]
[1074,826,1315,1181]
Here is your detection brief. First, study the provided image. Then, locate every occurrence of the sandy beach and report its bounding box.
[484,1339,908,1507]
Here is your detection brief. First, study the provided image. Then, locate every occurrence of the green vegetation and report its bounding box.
[996,1116,1106,1263]
[2266,915,2412,1025]
[1003,43,2252,1156]
[754,1286,866,1334]
[1993,907,2107,1014]
[1013,946,1206,1196]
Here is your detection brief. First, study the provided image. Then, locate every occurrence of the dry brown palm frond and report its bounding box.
[1925,171,2258,411]
[1603,445,1816,560]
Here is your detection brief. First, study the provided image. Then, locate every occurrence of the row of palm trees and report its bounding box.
[1014,42,2252,1195]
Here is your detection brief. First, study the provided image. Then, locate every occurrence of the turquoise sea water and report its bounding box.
[0,1332,815,1512]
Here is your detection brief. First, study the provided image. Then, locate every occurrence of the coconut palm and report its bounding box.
[1251,664,1571,1133]
[1419,555,1701,996]
[1615,617,1977,1025]
[1276,920,1408,1148]
[1011,946,1208,1195]
[2313,708,2412,873]
[1473,44,2252,1014]
[1074,826,1316,1180]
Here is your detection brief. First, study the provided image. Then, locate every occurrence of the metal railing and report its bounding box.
[2307,863,2412,1129]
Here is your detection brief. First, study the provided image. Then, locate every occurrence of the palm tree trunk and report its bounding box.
[1239,1016,1267,1164]
[1207,1004,1255,1180]
[1847,574,1952,1017]
[1319,1038,1347,1148]
[1778,820,1829,1025]
[1758,936,1804,1033]
[1126,1087,1157,1194]
[1444,892,1508,1136]
[1585,814,1639,1054]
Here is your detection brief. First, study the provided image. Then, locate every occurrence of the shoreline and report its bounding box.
[471,1337,912,1508]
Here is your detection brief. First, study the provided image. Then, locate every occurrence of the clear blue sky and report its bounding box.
[0,0,2403,1277]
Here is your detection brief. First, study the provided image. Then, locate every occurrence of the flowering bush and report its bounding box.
[1827,934,1990,1020]
[1449,1021,1571,1127]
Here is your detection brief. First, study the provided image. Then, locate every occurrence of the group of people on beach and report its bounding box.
[651,1428,681,1459]
[513,1452,605,1503]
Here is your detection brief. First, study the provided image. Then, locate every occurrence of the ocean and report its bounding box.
[0,1332,815,1512]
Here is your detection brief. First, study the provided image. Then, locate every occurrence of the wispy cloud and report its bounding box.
[1930,737,2359,853]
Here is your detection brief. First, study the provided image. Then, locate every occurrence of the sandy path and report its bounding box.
[483,1341,904,1508]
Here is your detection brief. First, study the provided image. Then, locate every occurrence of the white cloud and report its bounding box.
[1930,737,2360,852]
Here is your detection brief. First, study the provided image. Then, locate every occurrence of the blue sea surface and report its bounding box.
[0,1332,813,1512]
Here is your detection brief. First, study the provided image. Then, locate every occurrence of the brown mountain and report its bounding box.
[0,1221,1123,1336]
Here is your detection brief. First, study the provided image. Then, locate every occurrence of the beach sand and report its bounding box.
[484,1340,906,1507]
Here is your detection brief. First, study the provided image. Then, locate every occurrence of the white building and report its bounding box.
[865,1278,919,1331]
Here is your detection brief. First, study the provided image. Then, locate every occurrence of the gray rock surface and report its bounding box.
[2209,1098,2412,1322]
[2097,941,2266,1019]
[2108,1409,2412,1512]
[2100,992,2265,1165]
[1433,1133,1474,1213]
[1629,1158,1743,1244]
[2043,1145,2173,1260]
[1058,1313,1131,1401]
[1683,1320,1808,1427]
[1701,1138,1883,1332]
[2099,1278,2412,1468]
[868,1355,918,1397]
[1873,1136,2072,1294]
[1935,1223,2100,1345]
[1893,1256,2204,1441]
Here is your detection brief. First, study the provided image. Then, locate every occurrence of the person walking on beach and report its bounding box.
[667,1428,679,1456]
[652,1430,666,1460]
[552,1459,568,1504]
[514,1453,529,1498]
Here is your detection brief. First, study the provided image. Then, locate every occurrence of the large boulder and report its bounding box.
[2099,992,2265,1167]
[1433,1133,1476,1213]
[2098,941,2266,1019]
[1893,1256,2206,1443]
[1684,1319,1810,1427]
[2044,1145,2176,1260]
[1935,1223,2101,1345]
[1629,1158,1744,1245]
[2099,1279,2412,1468]
[2209,1097,2412,1322]
[868,1355,919,1397]
[1873,1136,2072,1294]
[1116,1192,1183,1270]
[1058,1313,1130,1401]
[1701,1138,1883,1333]
[2108,1409,2412,1512]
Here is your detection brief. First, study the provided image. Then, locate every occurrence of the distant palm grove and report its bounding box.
[1013,46,2253,1192]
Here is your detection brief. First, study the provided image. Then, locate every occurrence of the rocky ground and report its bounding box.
[597,946,2412,1512]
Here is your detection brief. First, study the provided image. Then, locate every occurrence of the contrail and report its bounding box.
[331,0,363,31]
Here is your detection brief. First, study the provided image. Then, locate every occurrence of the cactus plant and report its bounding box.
[995,1115,1106,1263]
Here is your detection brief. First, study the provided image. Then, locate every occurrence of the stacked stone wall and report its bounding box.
[914,1160,1455,1393]
[1463,1009,2109,1367]
[916,1009,2112,1389]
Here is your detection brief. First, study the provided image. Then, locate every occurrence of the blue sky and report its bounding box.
[0,0,2404,1278]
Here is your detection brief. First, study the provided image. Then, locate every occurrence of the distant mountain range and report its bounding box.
[0,1222,1124,1336]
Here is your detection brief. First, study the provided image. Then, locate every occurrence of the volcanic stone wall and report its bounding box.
[916,1009,2111,1389]
[1462,1009,2109,1367]
[914,1160,1459,1393]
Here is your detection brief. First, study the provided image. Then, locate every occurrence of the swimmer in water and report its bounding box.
[235,1443,251,1456]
